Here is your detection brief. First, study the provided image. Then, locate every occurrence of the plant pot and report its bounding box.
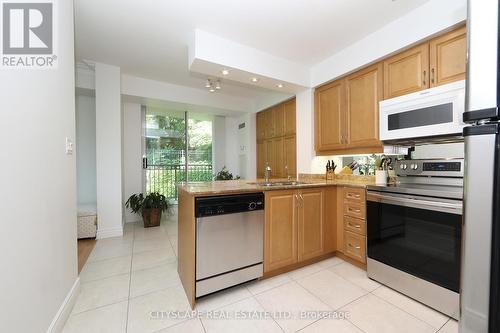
[142,208,162,228]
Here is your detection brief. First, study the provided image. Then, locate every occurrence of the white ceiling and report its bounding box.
[74,0,430,101]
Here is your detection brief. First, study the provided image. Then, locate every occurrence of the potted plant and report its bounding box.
[125,192,169,228]
[214,166,240,180]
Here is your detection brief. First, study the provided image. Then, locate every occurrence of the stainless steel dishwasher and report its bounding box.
[195,192,264,297]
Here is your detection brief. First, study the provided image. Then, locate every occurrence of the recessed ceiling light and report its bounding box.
[221,69,230,76]
[276,83,284,88]
[209,87,216,93]
[250,77,259,83]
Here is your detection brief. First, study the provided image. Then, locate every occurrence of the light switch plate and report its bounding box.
[65,137,74,155]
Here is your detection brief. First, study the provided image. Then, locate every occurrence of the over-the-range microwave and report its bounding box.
[379,80,465,143]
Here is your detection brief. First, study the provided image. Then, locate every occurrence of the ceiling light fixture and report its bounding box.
[250,77,259,83]
[276,83,284,88]
[205,78,221,92]
[221,69,230,76]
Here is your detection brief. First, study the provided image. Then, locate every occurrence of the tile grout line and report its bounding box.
[251,294,287,333]
[124,223,135,333]
[369,290,446,331]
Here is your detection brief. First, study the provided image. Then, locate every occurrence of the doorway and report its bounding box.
[142,107,213,201]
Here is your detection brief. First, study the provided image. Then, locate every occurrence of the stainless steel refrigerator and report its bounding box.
[460,0,500,332]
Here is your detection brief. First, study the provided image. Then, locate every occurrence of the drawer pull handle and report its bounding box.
[348,193,360,198]
[348,243,361,250]
[348,208,361,213]
[348,222,361,228]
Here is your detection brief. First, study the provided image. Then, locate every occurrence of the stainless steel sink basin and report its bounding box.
[249,181,307,187]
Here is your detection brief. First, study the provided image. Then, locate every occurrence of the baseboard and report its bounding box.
[96,226,123,239]
[46,277,80,333]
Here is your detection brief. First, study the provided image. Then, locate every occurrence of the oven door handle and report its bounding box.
[367,192,462,214]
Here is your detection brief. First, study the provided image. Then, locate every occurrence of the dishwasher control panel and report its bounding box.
[195,192,264,217]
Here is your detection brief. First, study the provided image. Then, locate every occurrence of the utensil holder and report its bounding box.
[375,170,388,185]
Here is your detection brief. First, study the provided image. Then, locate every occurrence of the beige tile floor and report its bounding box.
[63,206,459,333]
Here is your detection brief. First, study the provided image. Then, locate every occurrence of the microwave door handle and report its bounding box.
[367,192,462,214]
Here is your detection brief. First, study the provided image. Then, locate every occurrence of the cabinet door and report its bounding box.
[315,79,346,151]
[323,187,337,254]
[256,141,265,178]
[430,26,466,87]
[256,112,266,141]
[298,189,324,261]
[274,104,285,137]
[383,43,429,99]
[346,63,383,148]
[264,109,275,138]
[284,99,296,135]
[264,139,274,177]
[273,137,284,179]
[284,136,296,178]
[264,190,298,272]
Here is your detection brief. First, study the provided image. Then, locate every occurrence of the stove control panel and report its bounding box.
[396,159,464,177]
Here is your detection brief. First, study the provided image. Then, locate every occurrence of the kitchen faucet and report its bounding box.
[285,165,291,181]
[264,163,271,183]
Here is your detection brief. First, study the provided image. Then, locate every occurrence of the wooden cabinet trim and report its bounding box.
[383,43,430,99]
[430,25,466,87]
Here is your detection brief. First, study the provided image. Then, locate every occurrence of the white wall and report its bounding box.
[311,0,467,86]
[296,89,315,174]
[236,113,256,179]
[0,1,78,332]
[225,117,240,177]
[76,95,97,205]
[95,63,124,238]
[212,116,226,174]
[122,103,143,223]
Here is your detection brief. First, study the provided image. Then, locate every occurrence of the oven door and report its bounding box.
[367,191,462,293]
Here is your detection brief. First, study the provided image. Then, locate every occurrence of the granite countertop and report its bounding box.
[178,174,375,196]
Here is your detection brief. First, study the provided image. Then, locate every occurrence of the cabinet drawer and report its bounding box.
[344,231,366,263]
[343,201,365,220]
[343,187,365,202]
[344,216,366,235]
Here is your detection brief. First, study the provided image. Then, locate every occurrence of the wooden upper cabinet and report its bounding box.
[264,139,274,175]
[284,136,297,178]
[430,26,467,87]
[315,79,346,152]
[264,190,298,272]
[264,110,275,138]
[256,112,266,141]
[256,141,266,178]
[273,137,284,178]
[383,43,429,99]
[346,63,383,148]
[298,189,324,261]
[284,99,296,135]
[274,104,285,137]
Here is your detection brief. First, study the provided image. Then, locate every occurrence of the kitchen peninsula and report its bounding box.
[177,176,374,308]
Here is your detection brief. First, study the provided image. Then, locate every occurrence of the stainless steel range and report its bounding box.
[366,159,463,319]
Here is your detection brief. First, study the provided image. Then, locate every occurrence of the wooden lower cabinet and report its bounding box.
[339,186,367,265]
[264,187,337,273]
[343,231,366,264]
[264,190,298,272]
[298,189,324,261]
